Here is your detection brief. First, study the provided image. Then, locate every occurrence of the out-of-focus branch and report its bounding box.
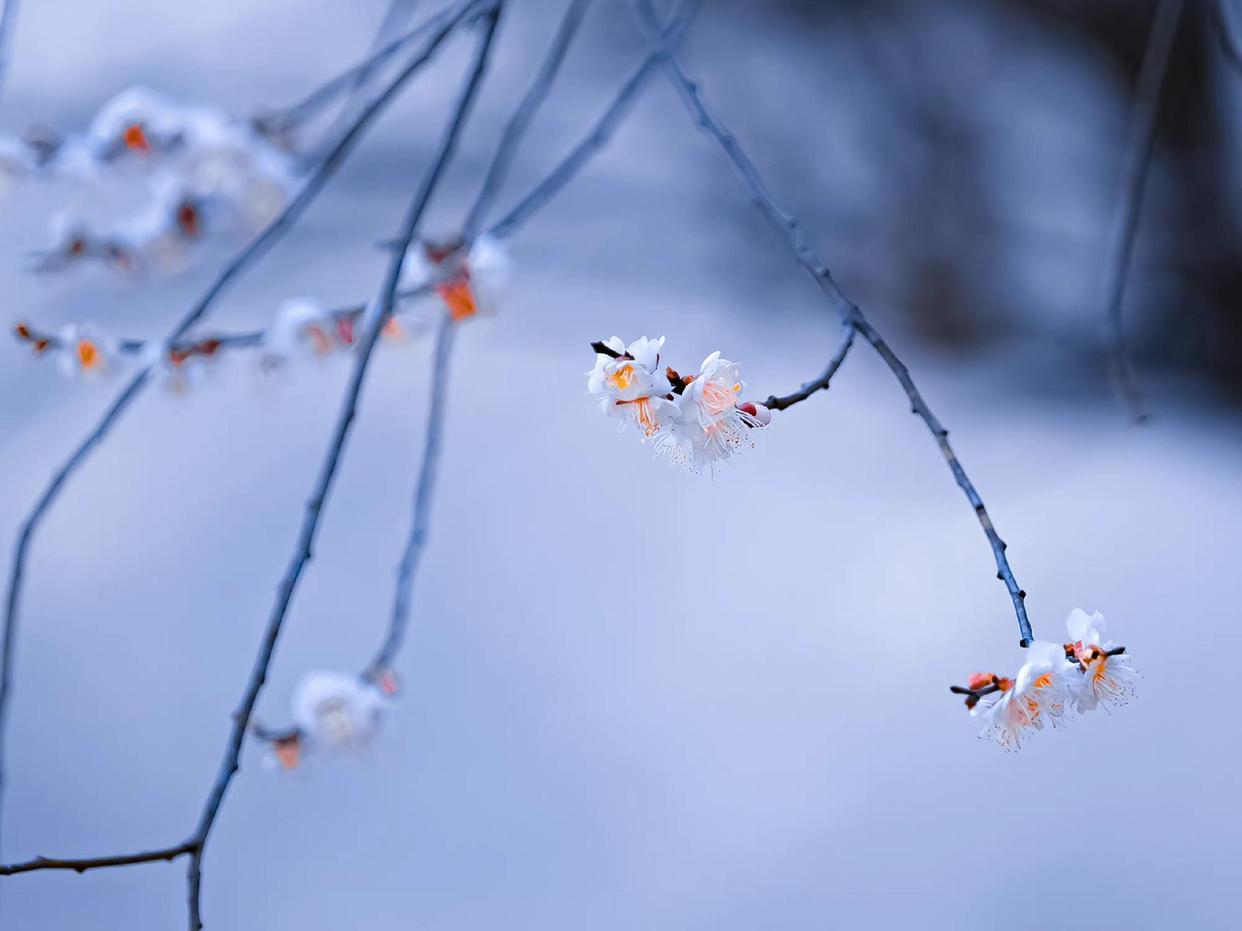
[183,9,502,929]
[0,841,197,876]
[487,0,699,239]
[0,0,17,110]
[257,0,457,136]
[632,0,1034,647]
[463,0,593,237]
[1098,0,1183,423]
[368,312,457,677]
[0,0,482,878]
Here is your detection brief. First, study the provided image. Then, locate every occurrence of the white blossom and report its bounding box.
[1064,609,1138,713]
[290,670,389,752]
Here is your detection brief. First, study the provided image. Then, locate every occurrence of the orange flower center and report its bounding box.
[122,123,152,153]
[606,363,635,391]
[77,340,100,370]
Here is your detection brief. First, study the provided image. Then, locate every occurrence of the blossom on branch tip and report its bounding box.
[951,609,1135,750]
[587,335,676,437]
[290,670,389,754]
[1063,609,1137,713]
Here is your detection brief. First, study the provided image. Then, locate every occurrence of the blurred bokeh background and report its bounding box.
[1,0,1239,928]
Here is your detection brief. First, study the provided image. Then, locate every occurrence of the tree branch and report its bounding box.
[463,0,594,238]
[764,321,855,411]
[368,312,457,677]
[0,841,197,876]
[1098,0,1183,423]
[486,0,700,240]
[0,0,482,880]
[632,0,1034,647]
[183,8,502,928]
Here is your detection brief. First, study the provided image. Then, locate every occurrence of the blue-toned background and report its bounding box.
[1,1,1239,928]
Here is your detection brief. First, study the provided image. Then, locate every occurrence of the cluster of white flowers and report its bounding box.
[587,337,772,472]
[2,86,299,276]
[952,609,1138,751]
[263,669,400,770]
[12,235,512,389]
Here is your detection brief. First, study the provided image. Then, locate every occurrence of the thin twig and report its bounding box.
[0,0,480,874]
[368,312,457,676]
[487,0,699,239]
[764,321,856,411]
[463,0,594,237]
[260,0,457,134]
[1099,0,1183,423]
[184,9,501,928]
[632,0,1034,647]
[0,841,197,876]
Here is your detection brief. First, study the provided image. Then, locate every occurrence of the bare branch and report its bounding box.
[463,0,594,237]
[368,312,457,676]
[0,0,482,877]
[487,0,700,240]
[632,0,1034,647]
[764,321,855,412]
[1099,0,1183,423]
[0,841,197,876]
[183,8,502,928]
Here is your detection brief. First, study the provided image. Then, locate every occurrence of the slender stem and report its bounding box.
[463,0,594,238]
[0,0,479,876]
[368,313,457,676]
[1098,0,1183,423]
[261,0,457,134]
[0,841,196,876]
[632,0,1034,647]
[764,321,856,411]
[486,0,699,240]
[184,9,501,928]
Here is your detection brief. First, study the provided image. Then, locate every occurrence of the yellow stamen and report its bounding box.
[77,340,99,370]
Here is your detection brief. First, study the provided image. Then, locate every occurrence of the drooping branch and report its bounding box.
[463,0,594,237]
[0,0,482,878]
[632,0,1034,647]
[368,312,457,677]
[487,0,699,239]
[183,9,502,928]
[256,0,459,138]
[1098,0,1183,423]
[1102,0,1177,422]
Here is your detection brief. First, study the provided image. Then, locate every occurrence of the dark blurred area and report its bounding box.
[696,0,1242,391]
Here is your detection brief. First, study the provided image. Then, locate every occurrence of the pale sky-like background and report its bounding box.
[1,1,1239,928]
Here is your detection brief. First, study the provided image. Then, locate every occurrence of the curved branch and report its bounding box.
[764,321,855,411]
[1099,0,1183,423]
[632,0,1034,647]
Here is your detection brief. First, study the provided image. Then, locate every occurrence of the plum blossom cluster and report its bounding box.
[587,336,772,472]
[256,668,400,770]
[2,87,299,276]
[11,235,510,388]
[950,609,1138,751]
